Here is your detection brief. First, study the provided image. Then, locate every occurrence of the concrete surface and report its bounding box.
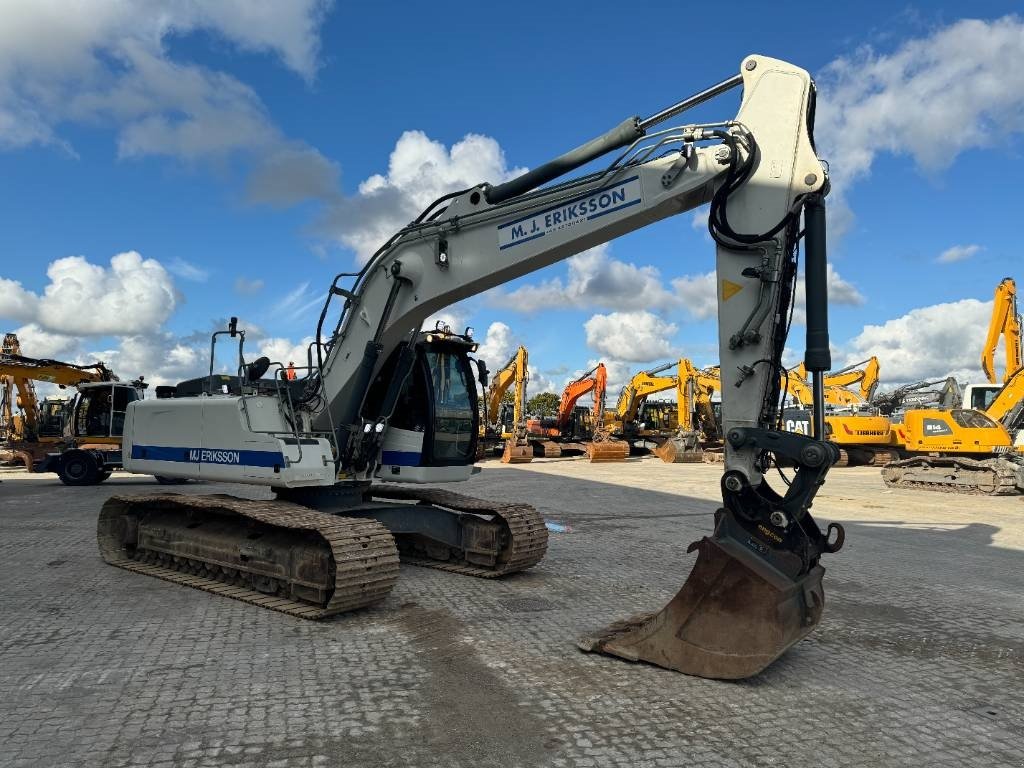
[1,459,1022,768]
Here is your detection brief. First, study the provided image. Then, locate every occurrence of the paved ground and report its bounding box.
[1,458,1023,768]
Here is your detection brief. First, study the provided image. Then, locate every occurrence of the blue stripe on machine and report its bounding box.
[131,444,284,467]
[381,450,421,467]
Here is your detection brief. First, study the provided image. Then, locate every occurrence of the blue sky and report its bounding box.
[1,1,1022,395]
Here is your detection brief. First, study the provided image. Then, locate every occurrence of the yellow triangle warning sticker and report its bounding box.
[721,279,743,301]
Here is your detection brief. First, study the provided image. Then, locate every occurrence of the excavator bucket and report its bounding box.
[501,441,533,464]
[585,438,630,463]
[533,440,563,457]
[654,432,703,463]
[579,531,825,679]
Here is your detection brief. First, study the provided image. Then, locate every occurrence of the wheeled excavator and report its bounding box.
[98,55,845,680]
[0,335,148,483]
[482,345,533,463]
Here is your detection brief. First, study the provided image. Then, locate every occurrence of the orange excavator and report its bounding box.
[527,363,629,461]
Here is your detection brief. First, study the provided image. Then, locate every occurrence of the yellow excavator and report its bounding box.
[962,277,1024,431]
[781,366,892,465]
[482,345,533,463]
[652,359,723,463]
[609,360,678,445]
[796,356,880,406]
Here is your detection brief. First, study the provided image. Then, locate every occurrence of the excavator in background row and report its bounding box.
[97,56,845,680]
[795,356,880,406]
[527,363,629,461]
[781,364,892,466]
[653,359,723,463]
[962,277,1024,442]
[584,364,631,462]
[527,365,599,457]
[482,345,533,464]
[0,333,150,484]
[881,277,1024,494]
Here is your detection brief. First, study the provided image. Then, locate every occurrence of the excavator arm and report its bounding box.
[485,354,518,430]
[557,367,599,430]
[982,365,1024,433]
[982,278,1021,384]
[615,362,678,425]
[116,55,843,680]
[823,356,880,402]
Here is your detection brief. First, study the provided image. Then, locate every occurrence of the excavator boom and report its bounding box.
[103,55,843,680]
[982,278,1021,384]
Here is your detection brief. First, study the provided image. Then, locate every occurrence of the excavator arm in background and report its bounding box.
[824,357,880,402]
[500,346,533,464]
[655,358,715,463]
[0,335,116,443]
[979,365,1024,438]
[982,277,1021,384]
[613,361,678,430]
[585,361,630,462]
[106,55,843,680]
[481,345,533,463]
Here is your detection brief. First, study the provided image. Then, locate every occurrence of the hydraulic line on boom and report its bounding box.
[99,55,844,680]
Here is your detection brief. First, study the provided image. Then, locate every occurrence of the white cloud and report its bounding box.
[234,277,265,295]
[10,323,80,360]
[474,322,516,369]
[492,244,717,320]
[0,277,40,322]
[318,130,525,261]
[584,310,678,363]
[0,1,335,208]
[936,244,982,264]
[816,16,1024,237]
[527,366,559,396]
[0,251,178,336]
[842,298,991,383]
[257,336,316,371]
[670,271,718,319]
[792,264,865,325]
[168,258,209,282]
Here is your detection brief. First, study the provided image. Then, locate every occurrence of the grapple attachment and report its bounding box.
[579,525,825,679]
[654,431,703,463]
[501,441,533,464]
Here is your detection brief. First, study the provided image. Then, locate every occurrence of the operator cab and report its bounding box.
[373,324,481,482]
[68,381,147,441]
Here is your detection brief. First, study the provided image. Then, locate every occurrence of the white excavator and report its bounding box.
[98,55,845,680]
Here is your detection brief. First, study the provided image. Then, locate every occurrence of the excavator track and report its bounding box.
[370,486,548,578]
[881,456,1022,496]
[98,493,400,618]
